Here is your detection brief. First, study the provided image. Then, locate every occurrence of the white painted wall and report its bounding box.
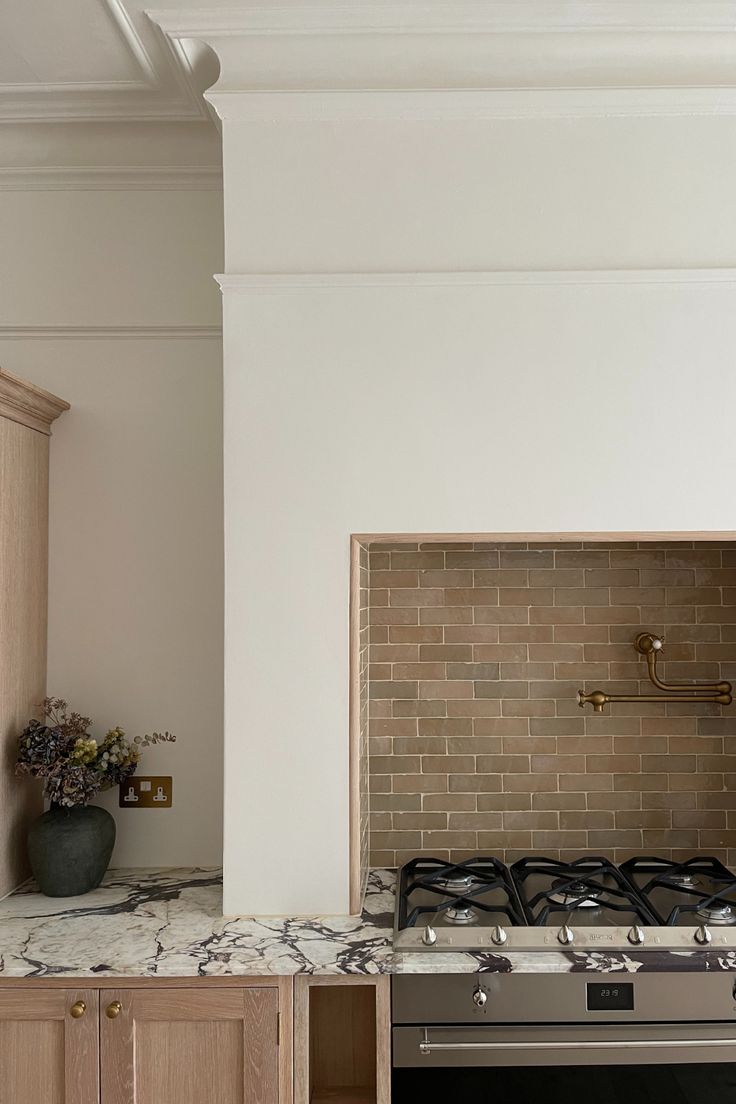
[216,104,736,917]
[221,273,736,915]
[223,116,736,273]
[0,190,222,328]
[0,188,224,868]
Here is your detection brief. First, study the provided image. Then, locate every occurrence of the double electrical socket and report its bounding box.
[118,776,173,808]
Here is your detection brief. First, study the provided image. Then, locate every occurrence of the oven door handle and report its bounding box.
[418,1029,736,1055]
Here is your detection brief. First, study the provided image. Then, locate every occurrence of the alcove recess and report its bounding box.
[295,976,390,1104]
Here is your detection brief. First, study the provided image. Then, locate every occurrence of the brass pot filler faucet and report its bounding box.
[577,631,732,712]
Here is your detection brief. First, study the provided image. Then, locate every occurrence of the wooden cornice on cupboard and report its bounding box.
[0,368,70,436]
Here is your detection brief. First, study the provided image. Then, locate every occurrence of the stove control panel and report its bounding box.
[586,982,635,1012]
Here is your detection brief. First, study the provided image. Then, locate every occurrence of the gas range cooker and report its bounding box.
[394,855,736,952]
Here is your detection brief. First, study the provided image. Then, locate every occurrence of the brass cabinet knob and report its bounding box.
[106,1000,122,1019]
[70,1000,86,1019]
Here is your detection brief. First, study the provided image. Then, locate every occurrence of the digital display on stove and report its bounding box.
[587,983,634,1011]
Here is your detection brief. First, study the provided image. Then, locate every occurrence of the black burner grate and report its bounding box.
[511,855,659,926]
[621,856,736,926]
[397,857,526,930]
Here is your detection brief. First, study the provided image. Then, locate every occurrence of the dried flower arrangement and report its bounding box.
[16,697,175,808]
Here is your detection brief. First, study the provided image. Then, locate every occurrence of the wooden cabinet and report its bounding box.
[0,980,290,1104]
[0,370,69,897]
[294,976,390,1104]
[0,988,98,1104]
[101,987,282,1104]
[0,973,394,1104]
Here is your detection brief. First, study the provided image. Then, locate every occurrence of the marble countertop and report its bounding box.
[1,867,734,979]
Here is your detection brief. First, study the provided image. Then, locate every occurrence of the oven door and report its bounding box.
[393,1024,736,1102]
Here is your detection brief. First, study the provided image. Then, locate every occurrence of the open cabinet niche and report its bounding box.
[295,977,390,1104]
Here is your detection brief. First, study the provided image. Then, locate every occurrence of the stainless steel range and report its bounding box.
[394,855,736,951]
[392,855,736,1101]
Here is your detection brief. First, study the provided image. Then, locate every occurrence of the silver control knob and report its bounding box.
[422,925,437,946]
[472,986,488,1008]
[490,925,507,947]
[557,925,574,946]
[695,924,712,946]
[628,925,645,947]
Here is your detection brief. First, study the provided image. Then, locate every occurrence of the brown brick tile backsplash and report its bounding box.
[365,540,736,867]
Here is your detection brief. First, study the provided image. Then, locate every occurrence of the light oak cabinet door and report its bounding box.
[0,988,99,1104]
[100,987,281,1104]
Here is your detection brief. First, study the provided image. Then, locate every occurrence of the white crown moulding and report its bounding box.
[0,0,211,124]
[149,3,736,37]
[147,1,736,119]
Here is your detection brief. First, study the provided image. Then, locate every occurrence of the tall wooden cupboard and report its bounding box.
[0,367,69,896]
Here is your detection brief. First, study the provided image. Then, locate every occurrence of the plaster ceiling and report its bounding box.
[0,0,218,121]
[0,0,222,186]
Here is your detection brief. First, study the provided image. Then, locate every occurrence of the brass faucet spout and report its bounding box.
[577,631,733,712]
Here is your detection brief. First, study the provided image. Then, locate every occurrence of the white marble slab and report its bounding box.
[0,867,731,978]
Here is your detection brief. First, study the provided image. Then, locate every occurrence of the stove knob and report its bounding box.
[422,925,438,947]
[627,925,645,947]
[490,925,508,947]
[695,924,712,946]
[472,986,488,1008]
[557,925,574,946]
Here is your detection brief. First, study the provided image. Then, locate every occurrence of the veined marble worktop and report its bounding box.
[0,867,733,979]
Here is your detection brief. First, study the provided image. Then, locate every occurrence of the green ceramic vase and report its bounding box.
[27,804,116,897]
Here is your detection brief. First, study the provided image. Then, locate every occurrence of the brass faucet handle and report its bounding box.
[634,631,664,655]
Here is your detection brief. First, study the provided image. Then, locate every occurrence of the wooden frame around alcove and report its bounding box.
[347,530,736,914]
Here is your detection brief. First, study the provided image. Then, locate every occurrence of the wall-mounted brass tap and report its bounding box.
[577,631,733,712]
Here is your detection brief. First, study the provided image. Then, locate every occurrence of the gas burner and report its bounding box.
[511,856,658,929]
[664,872,701,889]
[434,873,476,893]
[396,856,526,942]
[621,856,736,929]
[697,902,736,925]
[549,879,602,908]
[445,904,478,925]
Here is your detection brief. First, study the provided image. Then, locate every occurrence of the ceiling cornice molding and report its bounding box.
[149,2,736,37]
[148,1,736,120]
[0,93,205,123]
[203,87,736,122]
[215,269,736,292]
[0,0,211,123]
